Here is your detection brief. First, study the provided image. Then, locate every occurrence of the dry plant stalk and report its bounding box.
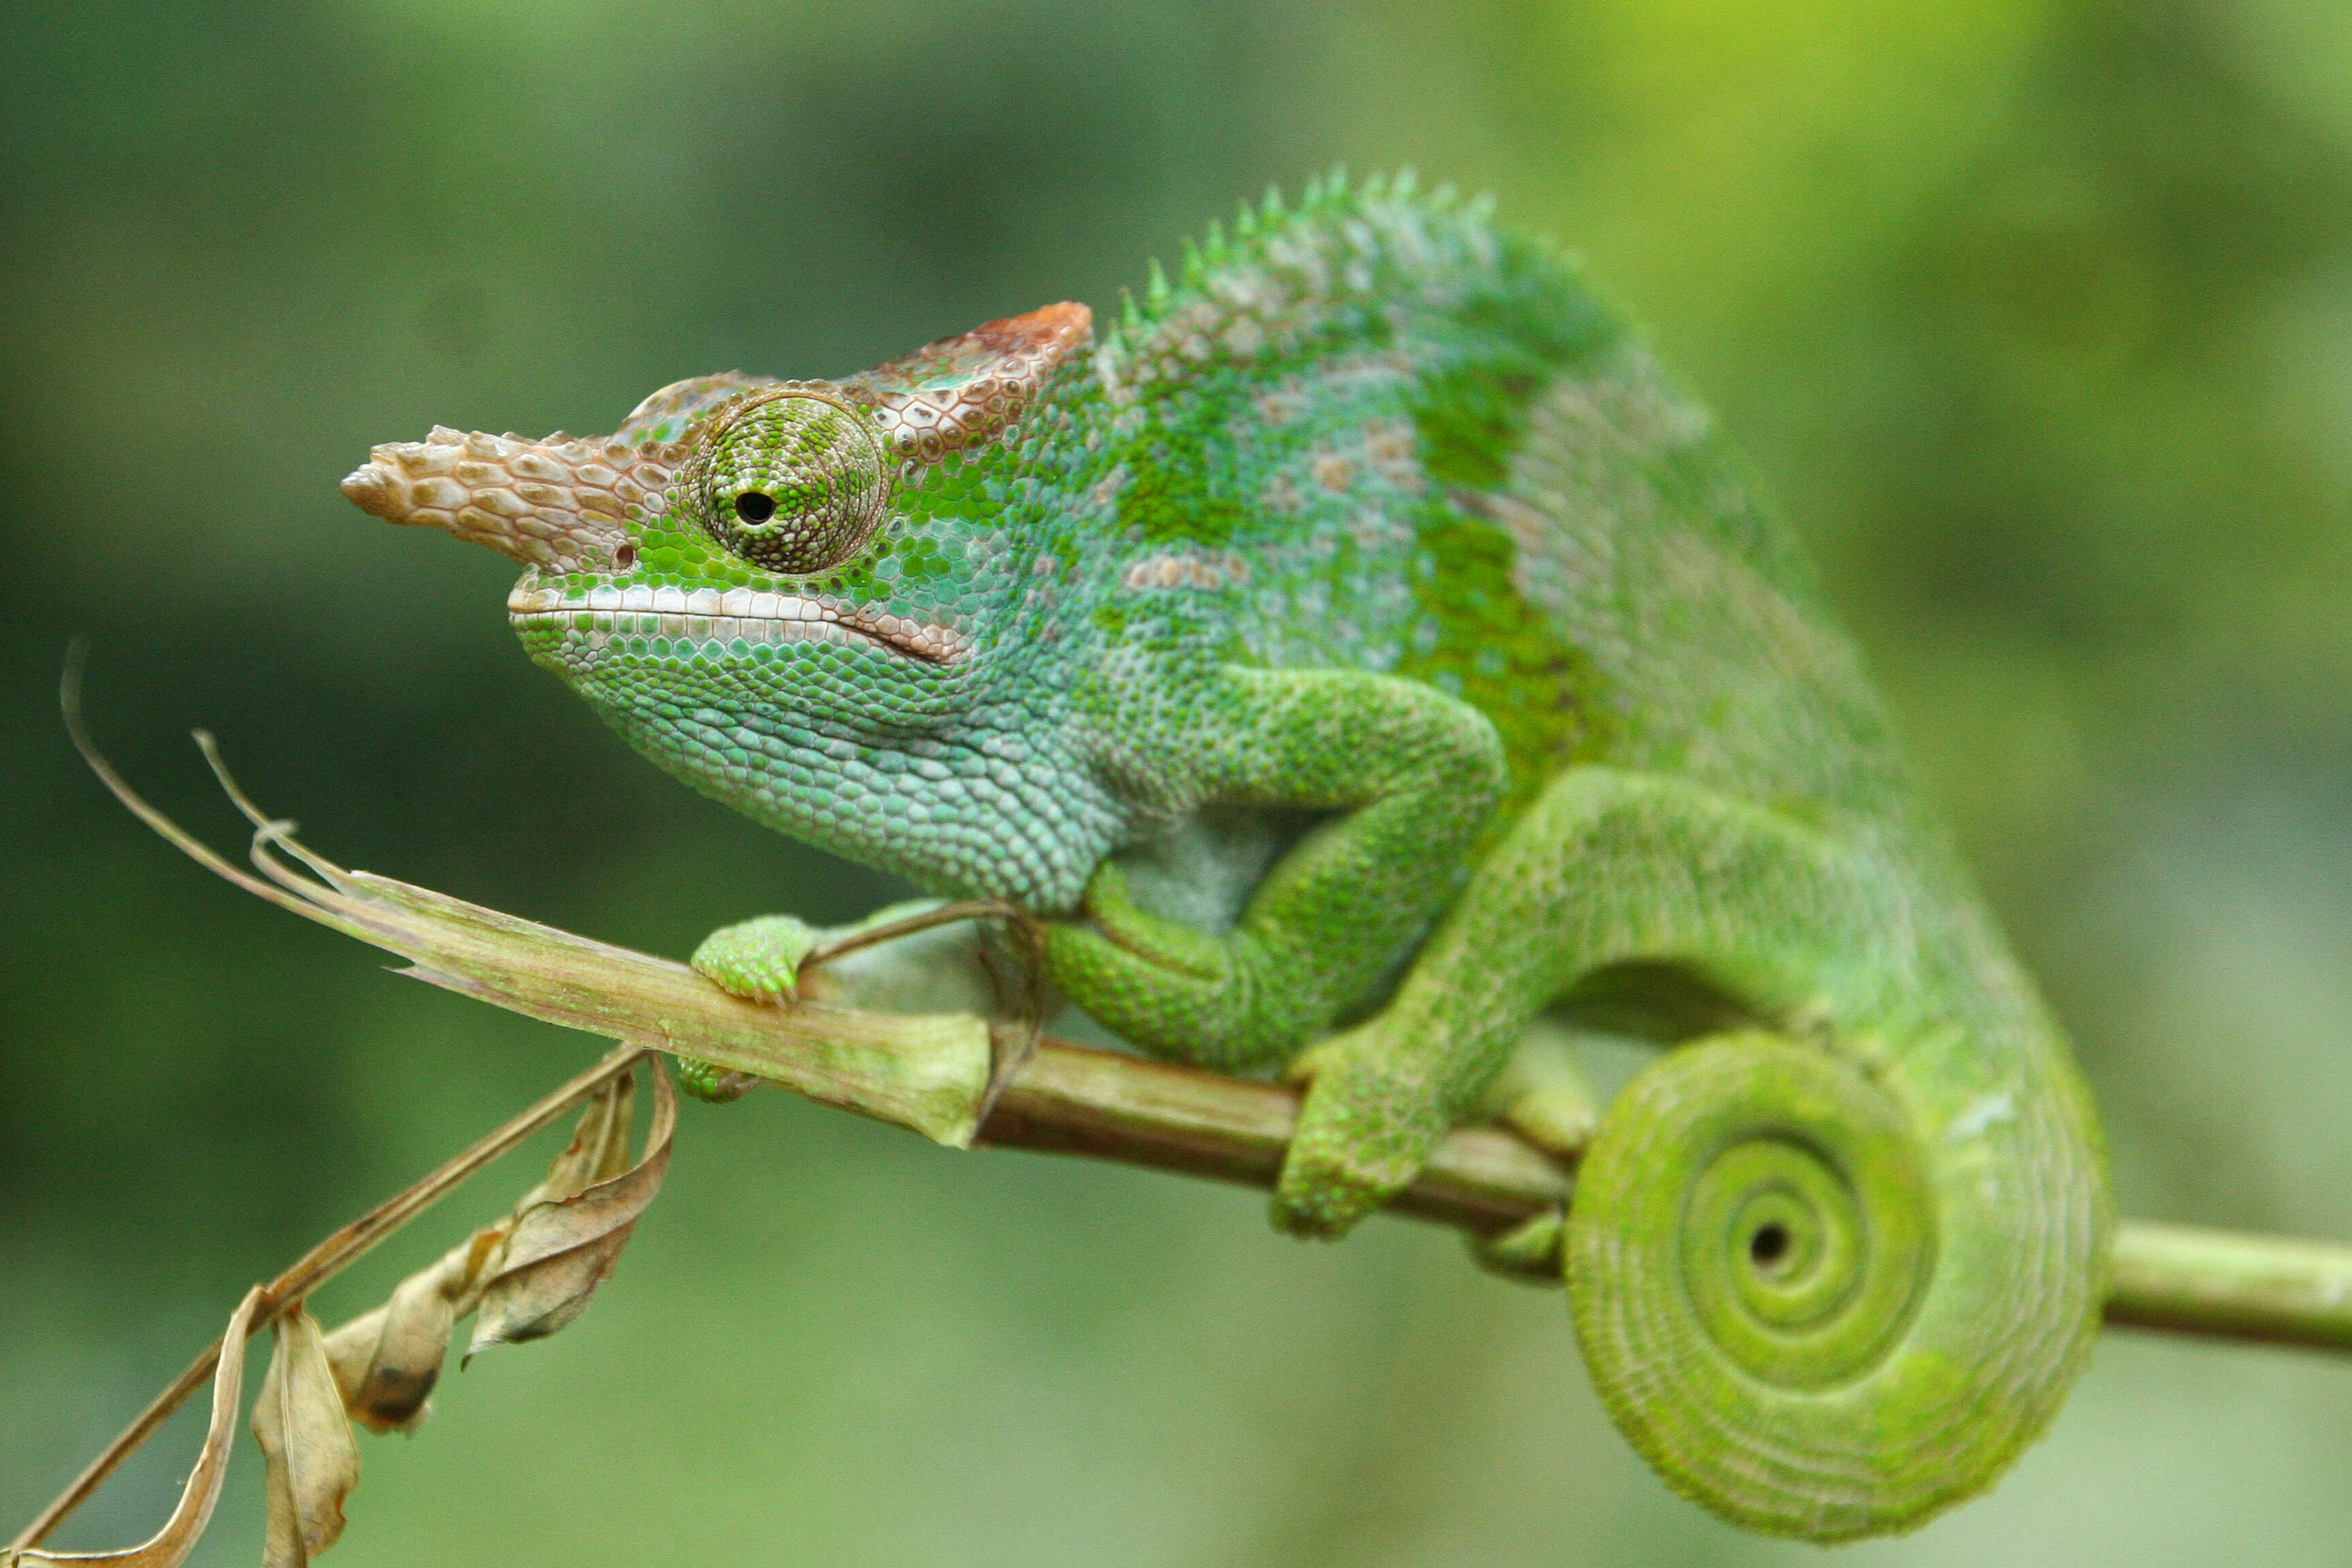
[7,1058,672,1567]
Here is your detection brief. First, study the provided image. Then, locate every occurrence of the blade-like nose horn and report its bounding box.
[341,426,679,574]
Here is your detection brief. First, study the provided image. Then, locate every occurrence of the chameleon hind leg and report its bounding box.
[1286,764,2108,1538]
[1275,764,1898,1234]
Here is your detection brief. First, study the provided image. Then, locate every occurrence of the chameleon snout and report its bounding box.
[342,425,685,576]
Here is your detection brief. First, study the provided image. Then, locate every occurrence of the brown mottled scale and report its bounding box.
[845,300,1090,462]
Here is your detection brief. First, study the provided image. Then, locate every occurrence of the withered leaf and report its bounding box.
[323,1273,455,1436]
[468,1059,674,1358]
[316,1070,648,1431]
[523,1069,637,1207]
[8,1287,263,1567]
[251,1308,359,1568]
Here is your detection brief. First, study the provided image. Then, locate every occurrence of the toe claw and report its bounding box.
[673,1055,757,1102]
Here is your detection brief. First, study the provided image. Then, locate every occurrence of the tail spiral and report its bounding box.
[1565,1031,2104,1540]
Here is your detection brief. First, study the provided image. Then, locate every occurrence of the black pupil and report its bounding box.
[1749,1222,1791,1268]
[734,490,778,524]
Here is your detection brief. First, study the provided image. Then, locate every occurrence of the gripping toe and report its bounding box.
[691,913,822,1002]
[1271,1028,1449,1239]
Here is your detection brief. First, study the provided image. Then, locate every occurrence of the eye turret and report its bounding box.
[692,388,892,574]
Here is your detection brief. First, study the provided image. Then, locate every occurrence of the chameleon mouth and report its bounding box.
[506,583,968,665]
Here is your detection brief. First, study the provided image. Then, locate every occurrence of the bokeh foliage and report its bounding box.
[5,0,2352,1561]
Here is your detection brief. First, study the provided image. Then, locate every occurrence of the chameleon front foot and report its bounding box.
[676,914,826,1104]
[691,913,823,1002]
[672,1056,758,1102]
[677,902,1007,1102]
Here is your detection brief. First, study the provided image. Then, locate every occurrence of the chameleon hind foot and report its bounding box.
[1477,1018,1598,1158]
[1471,1210,1566,1283]
[1271,1016,1597,1241]
[1460,1022,1590,1280]
[1272,1019,1455,1239]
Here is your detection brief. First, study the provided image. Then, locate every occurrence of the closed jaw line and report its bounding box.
[508,582,969,664]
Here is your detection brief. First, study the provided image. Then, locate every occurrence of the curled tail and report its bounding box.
[1566,1028,2110,1539]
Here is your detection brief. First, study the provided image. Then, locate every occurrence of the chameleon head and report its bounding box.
[335,390,898,581]
[341,303,1111,903]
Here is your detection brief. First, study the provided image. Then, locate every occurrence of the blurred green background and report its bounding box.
[6,0,2352,1561]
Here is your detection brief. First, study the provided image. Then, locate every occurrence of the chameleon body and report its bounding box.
[344,174,2111,1540]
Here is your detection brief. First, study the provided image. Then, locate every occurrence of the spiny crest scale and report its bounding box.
[1091,169,1524,404]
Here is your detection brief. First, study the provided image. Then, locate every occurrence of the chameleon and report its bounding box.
[341,171,2111,1541]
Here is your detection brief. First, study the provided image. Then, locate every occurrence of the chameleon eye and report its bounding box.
[693,389,892,574]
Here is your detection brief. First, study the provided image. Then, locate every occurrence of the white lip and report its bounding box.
[506,583,968,664]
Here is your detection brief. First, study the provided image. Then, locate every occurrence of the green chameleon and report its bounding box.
[343,172,2110,1541]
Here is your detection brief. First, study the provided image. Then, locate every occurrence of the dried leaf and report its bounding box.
[469,1060,674,1358]
[314,1073,651,1429]
[318,1303,397,1428]
[9,1287,262,1567]
[323,1225,509,1434]
[322,1273,455,1436]
[522,1071,636,1207]
[250,1309,359,1567]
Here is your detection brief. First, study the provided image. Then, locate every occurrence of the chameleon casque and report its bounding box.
[342,173,2111,1541]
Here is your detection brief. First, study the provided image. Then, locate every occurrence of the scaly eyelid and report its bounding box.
[687,391,894,575]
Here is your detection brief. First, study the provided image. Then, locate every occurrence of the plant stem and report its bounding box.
[982,1040,1568,1234]
[2104,1220,2352,1350]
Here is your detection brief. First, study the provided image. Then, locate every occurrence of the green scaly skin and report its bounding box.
[344,171,2112,1541]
